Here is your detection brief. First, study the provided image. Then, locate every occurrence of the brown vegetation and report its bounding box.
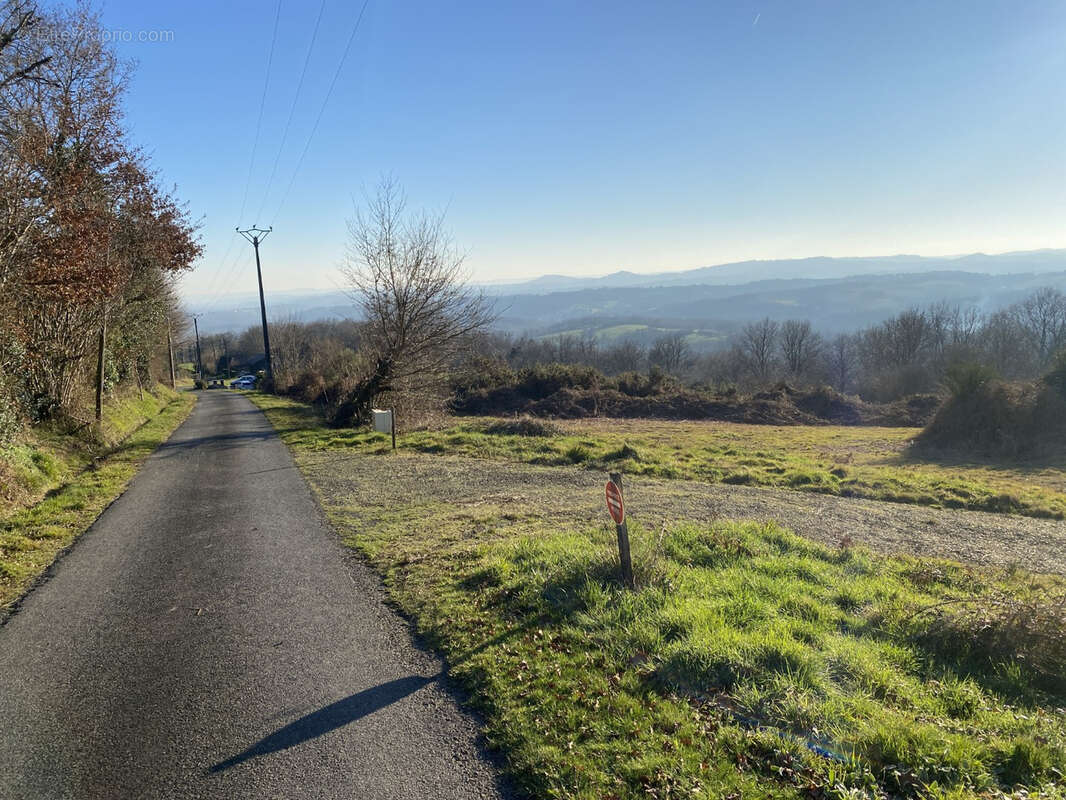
[0,2,200,436]
[916,356,1066,458]
[451,361,938,426]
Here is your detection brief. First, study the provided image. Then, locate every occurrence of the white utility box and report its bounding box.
[371,408,393,434]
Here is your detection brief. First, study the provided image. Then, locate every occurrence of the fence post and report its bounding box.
[609,471,635,589]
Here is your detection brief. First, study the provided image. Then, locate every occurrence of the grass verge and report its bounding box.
[0,386,195,610]
[253,393,1066,799]
[251,395,1066,519]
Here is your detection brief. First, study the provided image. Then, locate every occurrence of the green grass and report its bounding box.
[252,393,1066,799]
[0,386,195,609]
[250,395,1066,520]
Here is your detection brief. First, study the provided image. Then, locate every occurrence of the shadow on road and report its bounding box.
[208,674,436,773]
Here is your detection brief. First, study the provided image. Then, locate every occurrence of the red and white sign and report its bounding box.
[605,480,625,524]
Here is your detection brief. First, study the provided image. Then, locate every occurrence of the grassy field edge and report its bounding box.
[249,394,1066,520]
[0,388,196,613]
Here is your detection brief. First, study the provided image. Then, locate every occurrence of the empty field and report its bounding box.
[254,396,1066,519]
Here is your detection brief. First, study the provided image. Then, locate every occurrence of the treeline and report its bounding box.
[0,2,200,441]
[209,286,1066,427]
[491,288,1066,402]
[194,318,364,388]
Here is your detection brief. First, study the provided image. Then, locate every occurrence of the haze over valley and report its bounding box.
[187,248,1066,341]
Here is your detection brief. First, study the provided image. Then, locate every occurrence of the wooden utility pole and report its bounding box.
[192,315,204,381]
[237,226,274,388]
[221,333,231,378]
[95,313,106,422]
[166,318,176,389]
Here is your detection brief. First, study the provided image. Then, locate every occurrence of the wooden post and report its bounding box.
[390,407,396,450]
[609,471,635,589]
[166,319,176,389]
[95,314,106,423]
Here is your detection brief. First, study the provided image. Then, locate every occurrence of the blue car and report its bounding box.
[230,376,256,389]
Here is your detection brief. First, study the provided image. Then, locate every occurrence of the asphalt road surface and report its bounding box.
[0,391,511,799]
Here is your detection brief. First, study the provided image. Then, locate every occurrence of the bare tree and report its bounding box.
[602,339,645,374]
[338,179,495,424]
[738,318,779,381]
[779,319,822,381]
[648,332,691,375]
[1010,287,1066,366]
[826,333,858,392]
[270,314,312,389]
[861,308,928,370]
[980,309,1034,379]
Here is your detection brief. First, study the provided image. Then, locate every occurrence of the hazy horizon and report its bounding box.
[179,245,1066,302]
[94,1,1066,303]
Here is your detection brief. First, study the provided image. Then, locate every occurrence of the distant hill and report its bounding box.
[492,270,1066,338]
[184,249,1066,337]
[485,249,1066,295]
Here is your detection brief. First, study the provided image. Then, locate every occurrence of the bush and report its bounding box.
[515,363,603,400]
[452,356,515,394]
[913,588,1066,695]
[917,364,1066,458]
[451,361,941,427]
[564,444,592,463]
[917,380,1027,456]
[484,416,561,437]
[615,367,674,397]
[287,370,328,405]
[942,362,999,399]
[0,393,21,444]
[1043,348,1066,398]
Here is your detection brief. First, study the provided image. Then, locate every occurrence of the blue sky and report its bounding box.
[97,0,1066,306]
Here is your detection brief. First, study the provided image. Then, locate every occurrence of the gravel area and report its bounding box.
[301,450,1066,576]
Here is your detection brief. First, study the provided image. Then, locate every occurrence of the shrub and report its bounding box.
[917,373,1066,459]
[942,362,999,399]
[615,367,675,397]
[912,589,1066,694]
[453,361,939,427]
[1043,348,1066,398]
[564,444,592,463]
[453,356,515,393]
[287,370,328,405]
[515,363,602,400]
[484,416,561,437]
[0,393,22,445]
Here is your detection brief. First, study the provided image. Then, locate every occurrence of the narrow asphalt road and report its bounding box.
[0,391,511,799]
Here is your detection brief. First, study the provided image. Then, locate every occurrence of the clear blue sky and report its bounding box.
[97,0,1066,306]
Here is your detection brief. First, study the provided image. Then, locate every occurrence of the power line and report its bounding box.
[254,0,328,223]
[237,0,283,226]
[268,0,371,227]
[200,0,372,319]
[193,234,245,313]
[198,248,255,314]
[195,0,282,314]
[193,229,240,308]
